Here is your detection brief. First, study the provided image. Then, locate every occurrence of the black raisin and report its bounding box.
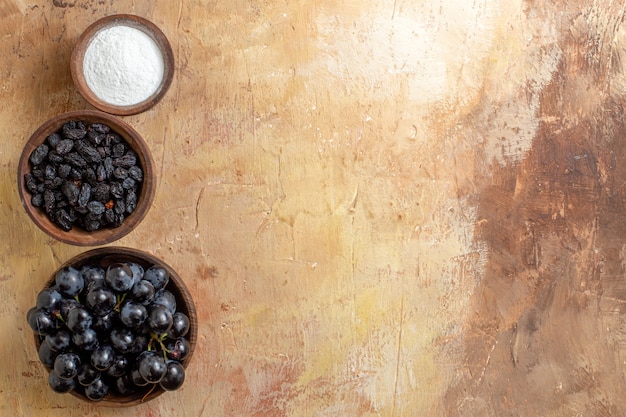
[112,143,126,158]
[44,177,63,189]
[70,168,82,180]
[84,168,97,185]
[128,166,143,182]
[78,144,102,164]
[110,182,124,199]
[122,177,136,190]
[31,166,45,181]
[125,190,137,214]
[96,164,107,182]
[90,123,110,134]
[24,173,39,193]
[87,130,104,145]
[83,220,101,232]
[64,152,87,168]
[47,133,62,148]
[113,153,137,168]
[104,157,114,178]
[104,209,115,224]
[92,183,110,202]
[63,126,87,140]
[114,199,125,215]
[55,139,74,155]
[30,144,49,165]
[44,165,56,180]
[43,189,55,213]
[112,167,128,180]
[78,183,91,207]
[53,209,73,231]
[87,201,106,215]
[31,193,43,207]
[47,152,64,164]
[61,181,80,206]
[58,164,72,179]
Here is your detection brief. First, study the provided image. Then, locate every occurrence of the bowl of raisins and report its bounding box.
[18,110,156,246]
[27,246,197,406]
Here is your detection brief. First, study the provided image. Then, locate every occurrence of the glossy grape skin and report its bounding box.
[110,327,135,354]
[126,262,144,286]
[90,344,116,371]
[166,337,191,361]
[168,312,190,338]
[131,279,155,305]
[148,304,173,334]
[72,328,99,351]
[36,288,64,311]
[55,266,84,297]
[119,300,148,328]
[153,290,176,315]
[77,364,101,386]
[44,329,72,352]
[130,367,150,386]
[137,351,167,383]
[105,354,129,377]
[58,298,80,321]
[27,307,57,336]
[86,287,116,317]
[143,266,169,290]
[38,340,59,368]
[113,374,137,396]
[84,378,109,401]
[48,370,76,393]
[93,311,117,333]
[53,352,81,379]
[105,263,134,293]
[159,361,185,391]
[81,265,105,290]
[66,306,93,332]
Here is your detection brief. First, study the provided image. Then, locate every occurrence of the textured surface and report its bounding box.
[2,1,626,416]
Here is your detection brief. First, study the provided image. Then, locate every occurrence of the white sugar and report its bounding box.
[82,25,165,107]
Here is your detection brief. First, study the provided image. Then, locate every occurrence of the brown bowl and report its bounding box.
[32,247,198,406]
[70,14,175,115]
[17,110,155,246]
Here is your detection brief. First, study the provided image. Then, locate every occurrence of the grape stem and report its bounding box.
[148,332,171,360]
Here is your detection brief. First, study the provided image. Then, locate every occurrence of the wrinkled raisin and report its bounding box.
[30,144,49,165]
[92,183,110,202]
[58,164,72,179]
[87,201,105,215]
[56,139,74,155]
[47,133,62,148]
[78,183,91,208]
[113,153,137,168]
[31,194,43,207]
[24,173,38,193]
[62,181,80,206]
[128,166,143,182]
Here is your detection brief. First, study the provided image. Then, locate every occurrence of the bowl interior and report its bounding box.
[71,14,175,116]
[34,247,198,407]
[17,110,155,246]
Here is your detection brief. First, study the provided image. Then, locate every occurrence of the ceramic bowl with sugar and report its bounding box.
[71,14,175,115]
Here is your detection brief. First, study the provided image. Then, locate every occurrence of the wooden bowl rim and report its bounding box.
[70,14,175,116]
[17,110,156,246]
[33,246,198,407]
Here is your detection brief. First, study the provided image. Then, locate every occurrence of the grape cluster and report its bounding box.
[27,261,191,401]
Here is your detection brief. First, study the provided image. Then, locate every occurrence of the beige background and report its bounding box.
[2,0,626,416]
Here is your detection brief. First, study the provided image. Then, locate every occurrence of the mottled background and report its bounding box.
[2,0,626,416]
